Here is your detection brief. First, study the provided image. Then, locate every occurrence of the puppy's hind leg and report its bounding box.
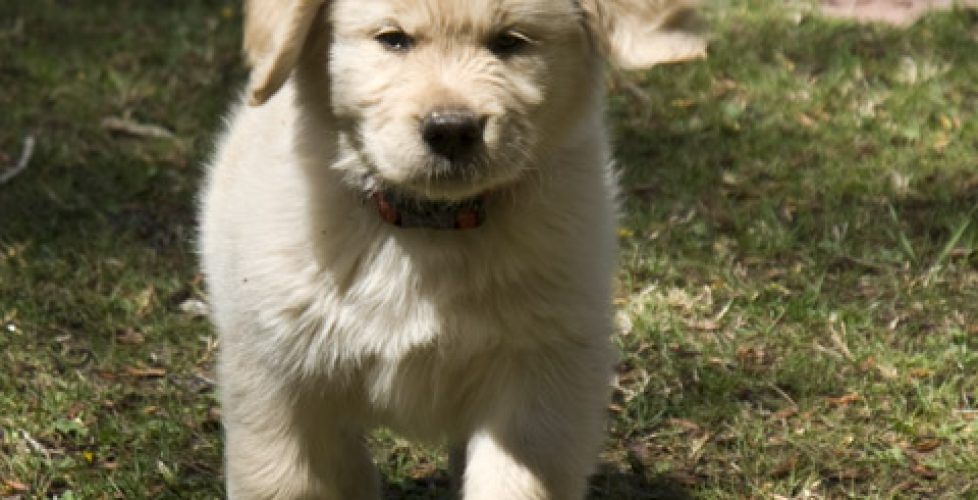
[223,387,380,500]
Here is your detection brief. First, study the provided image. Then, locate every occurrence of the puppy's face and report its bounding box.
[326,0,596,200]
[246,0,705,200]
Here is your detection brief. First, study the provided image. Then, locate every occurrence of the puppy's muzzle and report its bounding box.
[421,109,485,162]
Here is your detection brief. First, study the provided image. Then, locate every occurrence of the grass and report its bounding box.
[1,0,976,498]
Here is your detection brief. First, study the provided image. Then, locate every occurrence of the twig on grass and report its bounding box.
[768,382,799,410]
[193,372,217,388]
[101,116,175,140]
[19,429,51,460]
[611,72,654,108]
[0,134,36,185]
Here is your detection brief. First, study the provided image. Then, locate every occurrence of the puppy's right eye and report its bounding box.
[488,31,532,58]
[375,29,414,52]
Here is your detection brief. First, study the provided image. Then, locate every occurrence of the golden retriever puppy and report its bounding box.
[200,0,703,498]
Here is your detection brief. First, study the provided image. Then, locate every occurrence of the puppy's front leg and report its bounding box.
[223,381,380,500]
[461,354,610,500]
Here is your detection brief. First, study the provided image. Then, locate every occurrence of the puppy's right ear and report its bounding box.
[243,0,325,106]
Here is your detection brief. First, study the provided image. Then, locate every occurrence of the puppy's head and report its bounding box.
[245,0,705,201]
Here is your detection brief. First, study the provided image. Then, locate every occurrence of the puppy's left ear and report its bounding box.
[245,0,325,106]
[579,0,707,70]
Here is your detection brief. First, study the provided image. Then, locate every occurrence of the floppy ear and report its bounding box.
[244,0,325,106]
[579,0,707,70]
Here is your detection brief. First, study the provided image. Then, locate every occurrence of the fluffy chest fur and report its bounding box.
[200,83,617,436]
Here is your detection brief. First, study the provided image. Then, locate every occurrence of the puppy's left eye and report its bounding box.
[487,31,532,57]
[376,28,414,52]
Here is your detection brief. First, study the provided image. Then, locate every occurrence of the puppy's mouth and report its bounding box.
[371,189,487,230]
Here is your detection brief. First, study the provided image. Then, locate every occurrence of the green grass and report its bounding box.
[1,1,977,498]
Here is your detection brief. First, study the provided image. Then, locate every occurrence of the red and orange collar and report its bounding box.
[372,191,486,230]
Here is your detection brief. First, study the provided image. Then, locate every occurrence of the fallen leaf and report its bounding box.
[125,366,166,378]
[65,402,85,420]
[827,393,861,407]
[101,116,174,140]
[955,410,976,422]
[949,248,971,258]
[134,286,156,317]
[930,133,951,152]
[890,171,912,196]
[407,461,437,480]
[669,343,701,356]
[876,363,899,380]
[911,439,942,453]
[859,356,877,372]
[910,463,938,480]
[736,346,768,364]
[685,318,720,331]
[797,113,816,128]
[770,407,798,420]
[909,368,933,379]
[770,455,799,479]
[938,114,955,130]
[826,467,868,482]
[688,432,711,461]
[720,171,740,187]
[616,368,646,387]
[157,460,176,484]
[667,418,703,434]
[712,78,739,97]
[765,282,793,296]
[3,479,28,491]
[615,310,634,336]
[889,480,918,495]
[179,298,210,318]
[116,328,145,345]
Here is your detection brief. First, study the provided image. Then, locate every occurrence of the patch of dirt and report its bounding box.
[820,0,978,26]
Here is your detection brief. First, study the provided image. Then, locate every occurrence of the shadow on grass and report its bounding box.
[0,0,244,253]
[590,467,694,500]
[612,7,978,257]
[380,466,693,500]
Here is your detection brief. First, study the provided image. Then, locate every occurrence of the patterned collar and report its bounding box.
[372,191,486,230]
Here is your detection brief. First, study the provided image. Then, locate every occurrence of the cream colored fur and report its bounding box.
[201,1,703,498]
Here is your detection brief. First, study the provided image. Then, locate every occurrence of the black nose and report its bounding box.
[421,110,483,161]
